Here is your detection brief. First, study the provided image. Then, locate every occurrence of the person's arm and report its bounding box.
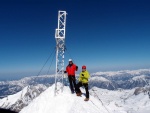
[76,66,78,71]
[64,66,68,73]
[84,71,90,79]
[78,73,82,82]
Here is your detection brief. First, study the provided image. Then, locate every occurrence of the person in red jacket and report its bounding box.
[64,59,78,93]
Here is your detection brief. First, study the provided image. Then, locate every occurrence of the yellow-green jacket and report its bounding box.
[78,70,90,83]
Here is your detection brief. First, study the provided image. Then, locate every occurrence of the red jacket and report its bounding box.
[66,64,78,76]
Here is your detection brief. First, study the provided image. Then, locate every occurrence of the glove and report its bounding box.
[82,74,84,76]
[76,66,78,71]
[64,71,67,73]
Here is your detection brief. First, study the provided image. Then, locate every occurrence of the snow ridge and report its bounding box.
[0,84,47,112]
[20,83,108,113]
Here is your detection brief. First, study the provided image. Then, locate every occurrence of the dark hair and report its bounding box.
[0,108,17,113]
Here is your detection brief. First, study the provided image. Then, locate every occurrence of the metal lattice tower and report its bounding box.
[55,11,67,96]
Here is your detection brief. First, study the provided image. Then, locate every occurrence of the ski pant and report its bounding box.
[76,82,89,98]
[68,75,76,92]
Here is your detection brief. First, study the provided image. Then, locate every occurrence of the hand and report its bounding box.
[82,74,84,76]
[64,71,67,73]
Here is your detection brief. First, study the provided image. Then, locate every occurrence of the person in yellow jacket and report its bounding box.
[76,65,90,101]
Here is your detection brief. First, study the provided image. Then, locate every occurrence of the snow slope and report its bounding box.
[20,83,108,113]
[0,84,47,112]
[1,82,149,113]
[0,87,29,107]
[90,87,150,113]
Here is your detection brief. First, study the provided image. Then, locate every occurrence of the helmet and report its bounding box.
[68,59,72,62]
[82,65,86,69]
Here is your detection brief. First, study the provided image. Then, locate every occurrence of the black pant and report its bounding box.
[68,75,76,92]
[76,82,89,98]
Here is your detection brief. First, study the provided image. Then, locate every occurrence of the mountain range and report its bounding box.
[0,69,150,113]
[0,69,150,99]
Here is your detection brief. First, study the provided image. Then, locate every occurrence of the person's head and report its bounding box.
[82,65,86,72]
[68,59,73,64]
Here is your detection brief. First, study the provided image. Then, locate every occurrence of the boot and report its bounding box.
[71,90,74,94]
[76,92,82,96]
[84,98,89,101]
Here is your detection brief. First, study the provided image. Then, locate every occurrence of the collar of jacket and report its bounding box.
[68,63,73,67]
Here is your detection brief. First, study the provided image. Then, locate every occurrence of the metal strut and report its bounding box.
[55,11,67,96]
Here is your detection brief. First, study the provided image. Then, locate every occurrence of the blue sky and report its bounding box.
[0,0,150,80]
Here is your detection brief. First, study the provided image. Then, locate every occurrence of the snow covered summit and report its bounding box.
[1,82,150,113]
[20,83,108,113]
